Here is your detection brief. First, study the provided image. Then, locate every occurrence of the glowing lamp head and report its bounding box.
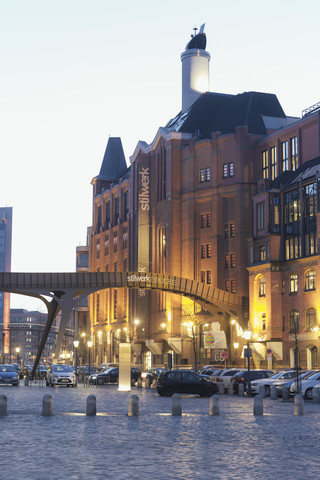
[243,330,252,341]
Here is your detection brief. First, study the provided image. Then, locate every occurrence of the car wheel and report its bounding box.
[164,388,174,397]
[305,388,313,400]
[264,385,271,397]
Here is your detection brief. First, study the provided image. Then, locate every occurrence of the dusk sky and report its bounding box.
[1,0,320,309]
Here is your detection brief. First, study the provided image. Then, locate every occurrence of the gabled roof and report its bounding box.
[97,137,127,181]
[166,91,286,137]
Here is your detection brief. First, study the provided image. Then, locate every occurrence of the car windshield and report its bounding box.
[303,372,320,380]
[269,372,287,379]
[0,365,16,372]
[53,365,73,373]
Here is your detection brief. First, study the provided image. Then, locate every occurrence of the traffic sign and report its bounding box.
[267,348,272,355]
[221,351,228,359]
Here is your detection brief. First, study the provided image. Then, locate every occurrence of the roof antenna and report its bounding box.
[191,26,198,38]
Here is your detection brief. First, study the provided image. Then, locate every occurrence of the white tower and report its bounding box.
[180,24,211,113]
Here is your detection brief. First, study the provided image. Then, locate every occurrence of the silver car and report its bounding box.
[46,364,77,387]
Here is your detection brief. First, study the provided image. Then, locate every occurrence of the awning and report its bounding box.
[267,341,283,360]
[146,340,162,355]
[168,337,182,354]
[252,342,265,360]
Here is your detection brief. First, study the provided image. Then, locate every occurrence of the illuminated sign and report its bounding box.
[139,167,150,211]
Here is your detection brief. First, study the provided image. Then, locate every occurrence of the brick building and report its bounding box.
[87,26,320,370]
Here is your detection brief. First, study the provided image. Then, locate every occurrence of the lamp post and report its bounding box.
[73,340,79,377]
[87,340,93,377]
[15,347,20,365]
[233,342,239,366]
[243,330,252,396]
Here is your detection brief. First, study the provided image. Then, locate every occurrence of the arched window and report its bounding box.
[306,307,317,330]
[289,273,298,293]
[289,310,299,333]
[259,276,266,297]
[305,270,316,291]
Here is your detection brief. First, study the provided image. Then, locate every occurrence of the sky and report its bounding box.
[1,0,320,310]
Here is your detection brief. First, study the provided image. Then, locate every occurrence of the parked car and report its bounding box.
[199,367,224,376]
[156,369,218,397]
[0,364,19,386]
[46,364,77,387]
[11,363,22,379]
[78,365,99,376]
[142,367,166,384]
[89,367,142,386]
[101,363,119,369]
[290,371,320,399]
[274,371,317,397]
[249,370,297,396]
[231,370,274,393]
[210,368,242,391]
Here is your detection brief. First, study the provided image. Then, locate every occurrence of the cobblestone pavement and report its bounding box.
[0,383,319,480]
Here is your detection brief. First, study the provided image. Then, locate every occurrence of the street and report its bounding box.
[0,383,319,479]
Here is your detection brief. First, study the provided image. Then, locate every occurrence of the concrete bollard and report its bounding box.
[145,378,150,389]
[253,394,263,415]
[128,394,139,417]
[0,395,7,416]
[258,385,265,398]
[282,386,290,402]
[42,394,53,416]
[270,385,277,400]
[172,394,182,416]
[218,383,224,395]
[312,387,320,404]
[24,376,29,386]
[137,378,143,388]
[238,384,245,397]
[86,395,97,416]
[209,395,220,416]
[227,383,234,396]
[294,393,304,415]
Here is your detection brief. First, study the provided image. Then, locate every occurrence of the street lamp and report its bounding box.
[73,340,79,377]
[243,330,252,396]
[233,342,239,366]
[15,347,20,364]
[87,340,93,377]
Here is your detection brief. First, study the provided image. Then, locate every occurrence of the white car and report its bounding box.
[46,364,77,387]
[290,371,320,399]
[210,368,241,391]
[249,370,296,396]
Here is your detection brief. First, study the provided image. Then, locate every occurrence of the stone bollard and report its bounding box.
[270,385,277,400]
[294,393,304,415]
[137,378,143,388]
[172,394,182,416]
[86,395,97,416]
[0,395,7,416]
[145,378,150,389]
[312,387,320,404]
[128,394,139,417]
[258,385,265,398]
[227,383,234,396]
[238,384,245,397]
[24,376,29,386]
[209,395,220,416]
[282,386,290,402]
[218,383,224,395]
[253,394,263,415]
[42,394,53,416]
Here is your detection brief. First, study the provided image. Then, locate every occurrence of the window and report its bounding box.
[230,224,235,238]
[261,313,266,331]
[306,307,316,330]
[257,202,265,231]
[270,146,277,180]
[201,245,206,258]
[104,234,109,256]
[305,270,316,291]
[123,191,129,221]
[259,276,266,297]
[113,231,118,253]
[201,215,206,228]
[106,201,110,227]
[206,167,210,181]
[231,280,236,293]
[225,280,230,292]
[229,162,234,177]
[291,136,298,171]
[270,194,280,233]
[262,150,269,179]
[281,141,289,172]
[114,196,119,224]
[206,213,211,227]
[201,271,205,283]
[114,290,118,320]
[224,255,230,268]
[223,164,228,178]
[114,261,118,272]
[201,213,211,228]
[199,168,205,183]
[201,244,211,258]
[224,224,229,238]
[206,270,212,284]
[289,273,298,294]
[206,244,212,258]
[289,310,299,333]
[259,245,266,261]
[123,258,128,272]
[230,254,235,268]
[122,226,128,250]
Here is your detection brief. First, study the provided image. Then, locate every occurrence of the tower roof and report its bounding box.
[97,137,127,181]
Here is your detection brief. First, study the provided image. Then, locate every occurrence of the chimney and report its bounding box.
[180,24,211,113]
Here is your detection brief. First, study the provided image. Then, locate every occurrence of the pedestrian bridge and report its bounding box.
[0,271,248,377]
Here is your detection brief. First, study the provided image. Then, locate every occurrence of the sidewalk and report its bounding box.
[0,384,319,480]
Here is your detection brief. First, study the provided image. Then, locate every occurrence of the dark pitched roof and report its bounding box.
[166,91,286,137]
[270,156,320,189]
[97,137,127,181]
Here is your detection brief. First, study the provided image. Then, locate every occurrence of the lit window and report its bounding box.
[224,255,230,268]
[206,168,210,181]
[306,308,316,330]
[262,150,269,179]
[223,164,228,178]
[261,314,266,331]
[231,280,236,293]
[259,245,266,261]
[229,162,234,177]
[281,141,289,172]
[289,273,298,294]
[201,245,206,258]
[206,244,212,258]
[259,276,266,297]
[199,168,205,183]
[291,137,298,171]
[200,214,206,228]
[289,310,299,332]
[305,270,316,291]
[230,254,235,268]
[225,280,230,292]
[206,214,211,227]
[271,146,277,180]
[230,224,235,238]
